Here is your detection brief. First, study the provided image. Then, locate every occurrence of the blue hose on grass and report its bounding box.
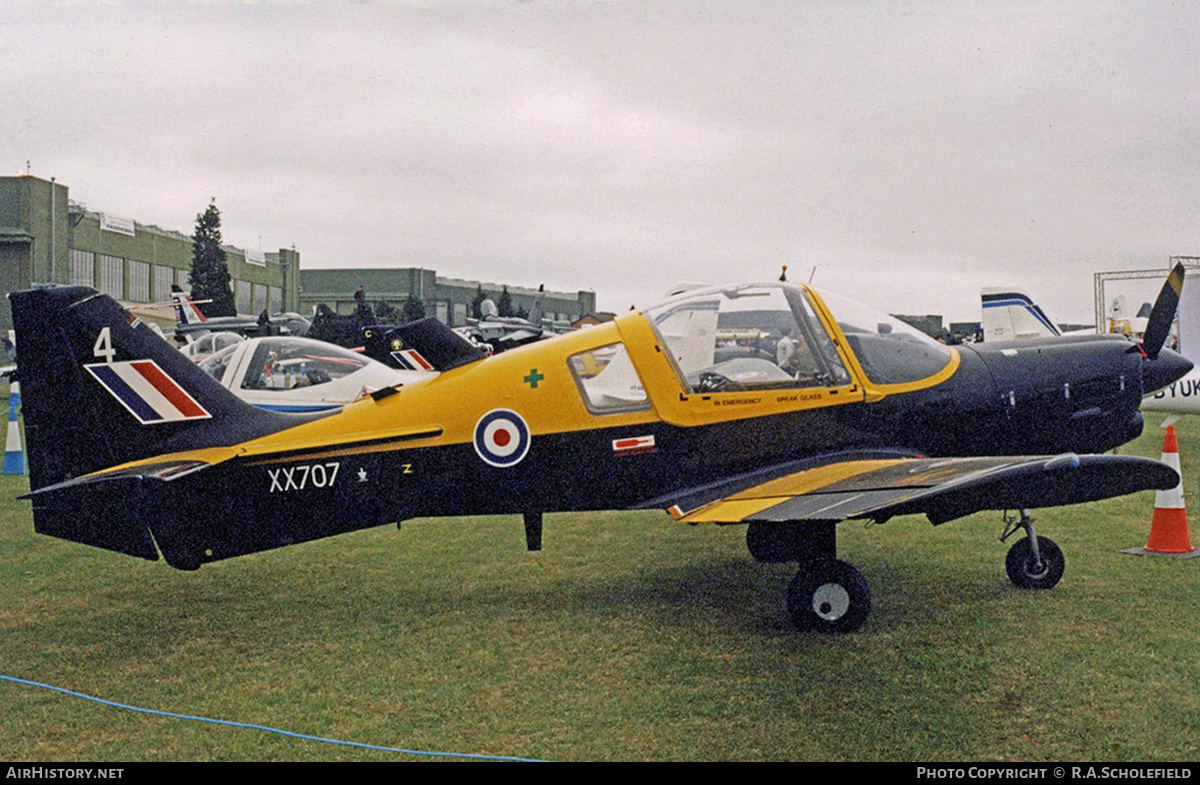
[0,672,548,762]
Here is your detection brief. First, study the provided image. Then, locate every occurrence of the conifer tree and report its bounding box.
[403,296,426,322]
[471,284,487,320]
[189,201,236,317]
[497,285,514,317]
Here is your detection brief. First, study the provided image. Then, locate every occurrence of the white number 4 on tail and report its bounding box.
[93,327,116,363]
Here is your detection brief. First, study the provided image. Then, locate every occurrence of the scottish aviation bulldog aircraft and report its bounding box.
[10,266,1192,632]
[171,286,311,343]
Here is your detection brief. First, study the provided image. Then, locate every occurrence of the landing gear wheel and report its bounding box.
[787,560,871,633]
[1005,535,1064,589]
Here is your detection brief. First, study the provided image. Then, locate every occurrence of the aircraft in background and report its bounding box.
[304,300,491,373]
[193,335,436,413]
[981,288,1061,341]
[178,331,245,364]
[171,286,311,343]
[358,318,487,372]
[1142,373,1200,416]
[1106,294,1151,340]
[10,266,1190,633]
[455,288,562,354]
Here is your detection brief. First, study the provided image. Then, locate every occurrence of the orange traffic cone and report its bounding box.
[1144,425,1195,554]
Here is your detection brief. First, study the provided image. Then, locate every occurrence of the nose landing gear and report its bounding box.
[1001,510,1065,589]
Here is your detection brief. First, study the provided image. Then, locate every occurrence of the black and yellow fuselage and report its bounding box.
[12,282,1189,570]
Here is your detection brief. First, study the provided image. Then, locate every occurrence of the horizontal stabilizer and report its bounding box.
[21,459,215,564]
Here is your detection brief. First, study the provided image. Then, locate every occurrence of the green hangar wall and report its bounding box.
[0,174,300,331]
[0,173,598,334]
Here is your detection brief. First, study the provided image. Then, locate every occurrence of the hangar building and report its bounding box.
[0,174,301,332]
[0,173,597,332]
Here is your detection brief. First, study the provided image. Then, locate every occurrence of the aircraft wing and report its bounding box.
[665,454,1177,526]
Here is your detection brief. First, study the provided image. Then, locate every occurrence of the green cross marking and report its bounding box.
[524,368,545,388]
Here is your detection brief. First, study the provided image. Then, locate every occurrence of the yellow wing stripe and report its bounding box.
[678,459,909,523]
[683,497,786,523]
[723,459,907,499]
[87,424,447,476]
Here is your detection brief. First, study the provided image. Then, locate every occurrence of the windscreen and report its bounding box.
[812,288,954,385]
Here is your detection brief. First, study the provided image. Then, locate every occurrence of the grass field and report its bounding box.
[2,414,1200,762]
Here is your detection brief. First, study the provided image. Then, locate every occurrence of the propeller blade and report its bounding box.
[1141,262,1185,358]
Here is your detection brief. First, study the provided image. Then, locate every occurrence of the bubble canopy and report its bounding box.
[643,282,954,393]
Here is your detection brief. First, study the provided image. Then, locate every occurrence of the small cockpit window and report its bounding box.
[198,343,239,385]
[568,342,651,414]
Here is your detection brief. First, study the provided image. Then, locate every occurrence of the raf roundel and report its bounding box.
[473,409,531,468]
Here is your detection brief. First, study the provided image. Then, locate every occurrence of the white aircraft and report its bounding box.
[179,331,246,363]
[1141,373,1200,415]
[196,335,435,412]
[981,284,1200,416]
[981,288,1061,341]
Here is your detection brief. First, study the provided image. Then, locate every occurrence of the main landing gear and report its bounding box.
[1000,510,1065,590]
[747,522,872,633]
[748,512,1066,633]
[786,559,872,633]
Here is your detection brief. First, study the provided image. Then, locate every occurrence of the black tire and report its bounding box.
[787,560,872,633]
[1005,536,1064,589]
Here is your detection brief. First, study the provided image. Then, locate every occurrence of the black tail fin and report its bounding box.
[361,317,488,371]
[10,286,306,491]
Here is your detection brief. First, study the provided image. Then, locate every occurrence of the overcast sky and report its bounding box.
[4,0,1197,323]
